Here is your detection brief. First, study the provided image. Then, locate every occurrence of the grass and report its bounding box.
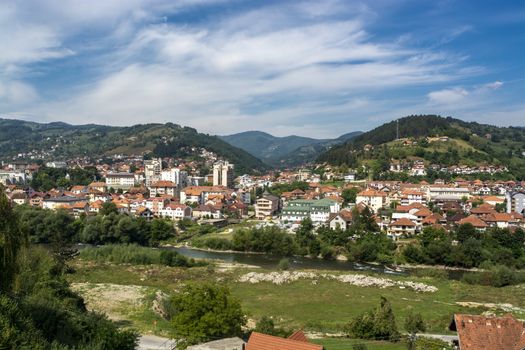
[67,253,525,338]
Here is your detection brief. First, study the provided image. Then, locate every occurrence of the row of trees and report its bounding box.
[403,225,525,269]
[0,185,138,349]
[14,203,175,246]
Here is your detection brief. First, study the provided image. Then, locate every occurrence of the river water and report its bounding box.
[166,246,405,275]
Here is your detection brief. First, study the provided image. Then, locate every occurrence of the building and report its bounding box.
[388,218,417,237]
[0,171,26,185]
[328,210,353,230]
[149,180,178,197]
[427,186,470,201]
[255,191,280,219]
[159,203,192,221]
[105,172,136,190]
[213,161,234,188]
[507,191,525,215]
[43,195,86,210]
[144,158,162,186]
[161,168,188,188]
[281,198,340,224]
[45,161,67,168]
[356,189,388,213]
[246,331,323,350]
[449,314,525,350]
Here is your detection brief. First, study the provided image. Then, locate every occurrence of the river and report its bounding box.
[166,246,405,275]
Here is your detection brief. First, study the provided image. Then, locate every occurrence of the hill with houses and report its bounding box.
[0,118,268,175]
[317,115,525,179]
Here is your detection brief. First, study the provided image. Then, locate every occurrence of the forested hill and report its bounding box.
[318,115,525,177]
[220,130,362,167]
[0,118,268,174]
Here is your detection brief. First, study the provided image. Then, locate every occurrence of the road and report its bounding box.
[138,335,176,350]
[418,333,458,343]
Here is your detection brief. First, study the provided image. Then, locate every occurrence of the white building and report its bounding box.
[159,204,192,221]
[105,172,136,190]
[356,189,388,213]
[161,168,188,188]
[213,161,234,188]
[144,158,162,186]
[427,186,470,201]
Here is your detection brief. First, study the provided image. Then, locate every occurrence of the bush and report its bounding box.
[277,258,290,271]
[462,265,523,287]
[191,237,233,250]
[80,245,201,268]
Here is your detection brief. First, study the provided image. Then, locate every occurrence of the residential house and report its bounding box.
[449,314,525,350]
[507,191,525,215]
[246,331,323,350]
[43,195,86,210]
[255,192,280,219]
[105,172,136,190]
[356,189,388,213]
[328,209,353,230]
[458,215,488,231]
[149,180,178,197]
[388,217,417,238]
[159,203,192,221]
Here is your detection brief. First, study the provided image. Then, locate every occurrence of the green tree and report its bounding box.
[405,311,426,350]
[342,187,359,206]
[255,316,277,335]
[348,296,399,342]
[170,283,246,349]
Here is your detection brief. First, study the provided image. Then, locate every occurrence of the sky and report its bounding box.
[0,0,524,138]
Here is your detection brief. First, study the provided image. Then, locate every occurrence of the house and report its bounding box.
[159,203,192,221]
[149,180,178,197]
[356,189,388,213]
[246,331,323,350]
[88,181,107,193]
[458,215,488,231]
[9,191,28,205]
[388,217,417,237]
[470,203,497,217]
[135,207,154,220]
[43,195,86,210]
[328,209,353,230]
[449,313,525,350]
[255,191,280,219]
[193,204,222,219]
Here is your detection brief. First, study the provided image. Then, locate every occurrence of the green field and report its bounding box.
[68,258,525,339]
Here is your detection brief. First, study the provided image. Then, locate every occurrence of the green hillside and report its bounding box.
[0,118,268,174]
[318,115,525,179]
[221,130,362,167]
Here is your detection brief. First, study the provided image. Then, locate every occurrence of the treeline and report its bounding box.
[15,203,175,246]
[192,207,398,264]
[79,244,203,268]
[30,166,100,191]
[0,186,138,349]
[403,225,525,269]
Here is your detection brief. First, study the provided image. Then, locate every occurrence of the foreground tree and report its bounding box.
[170,283,246,349]
[405,311,426,350]
[347,296,399,342]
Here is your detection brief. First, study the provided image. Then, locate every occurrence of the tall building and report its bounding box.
[212,161,234,188]
[506,191,525,214]
[144,158,162,186]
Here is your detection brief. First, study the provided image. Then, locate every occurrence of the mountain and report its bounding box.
[220,130,362,167]
[318,115,525,178]
[0,118,268,174]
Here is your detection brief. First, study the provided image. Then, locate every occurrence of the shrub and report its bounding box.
[277,258,290,271]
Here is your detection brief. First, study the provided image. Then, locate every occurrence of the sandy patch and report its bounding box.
[72,283,149,320]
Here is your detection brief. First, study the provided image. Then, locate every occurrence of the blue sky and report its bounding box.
[0,0,524,138]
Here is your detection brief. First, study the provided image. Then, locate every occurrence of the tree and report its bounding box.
[170,283,246,349]
[0,186,25,292]
[342,187,359,206]
[405,311,426,350]
[295,217,315,252]
[347,296,399,341]
[255,316,277,335]
[100,202,118,216]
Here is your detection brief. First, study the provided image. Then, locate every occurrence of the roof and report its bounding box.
[390,218,416,227]
[151,180,177,188]
[246,332,322,350]
[357,189,387,197]
[88,181,107,187]
[458,215,488,228]
[471,203,497,215]
[451,314,525,350]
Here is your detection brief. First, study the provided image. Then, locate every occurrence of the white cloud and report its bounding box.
[427,88,469,105]
[485,81,503,89]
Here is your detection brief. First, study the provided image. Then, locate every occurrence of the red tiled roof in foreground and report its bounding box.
[246,332,323,350]
[451,314,525,350]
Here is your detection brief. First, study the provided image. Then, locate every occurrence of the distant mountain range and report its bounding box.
[220,130,362,167]
[0,118,268,174]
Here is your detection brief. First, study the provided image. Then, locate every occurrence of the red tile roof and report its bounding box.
[458,215,488,228]
[451,314,525,350]
[246,332,322,350]
[390,218,416,227]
